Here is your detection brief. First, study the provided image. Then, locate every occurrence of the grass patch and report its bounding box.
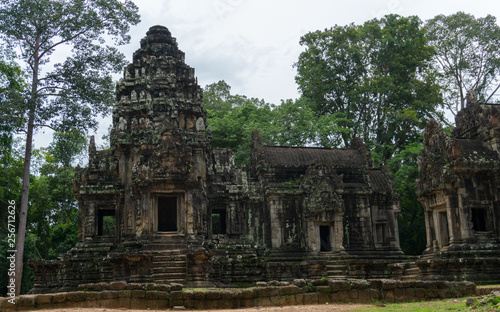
[355,298,495,311]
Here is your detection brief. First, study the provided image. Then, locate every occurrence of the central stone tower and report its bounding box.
[107,25,209,240]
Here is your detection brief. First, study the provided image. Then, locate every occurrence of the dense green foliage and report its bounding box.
[425,12,500,114]
[295,14,444,162]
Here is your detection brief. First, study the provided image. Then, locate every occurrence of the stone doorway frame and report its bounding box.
[153,193,185,234]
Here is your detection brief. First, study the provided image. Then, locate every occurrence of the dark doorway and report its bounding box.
[472,208,487,232]
[98,209,115,236]
[158,197,177,232]
[320,225,331,252]
[212,209,227,235]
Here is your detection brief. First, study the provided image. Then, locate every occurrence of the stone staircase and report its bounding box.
[326,261,350,279]
[151,251,187,284]
[401,261,420,281]
[143,234,193,285]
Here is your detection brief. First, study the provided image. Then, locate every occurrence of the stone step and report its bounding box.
[153,266,186,274]
[405,267,420,275]
[153,273,187,280]
[153,260,186,267]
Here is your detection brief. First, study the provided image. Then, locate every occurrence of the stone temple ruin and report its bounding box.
[30,26,407,293]
[30,26,500,293]
[416,95,500,284]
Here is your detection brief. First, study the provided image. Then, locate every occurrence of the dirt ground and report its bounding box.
[37,304,371,312]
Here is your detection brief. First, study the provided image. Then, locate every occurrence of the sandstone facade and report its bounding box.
[416,95,500,284]
[30,26,406,293]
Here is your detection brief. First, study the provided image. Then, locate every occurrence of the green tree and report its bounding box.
[203,80,276,166]
[295,14,444,162]
[0,0,140,295]
[425,12,500,114]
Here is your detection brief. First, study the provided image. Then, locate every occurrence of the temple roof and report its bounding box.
[261,145,367,168]
[368,170,394,193]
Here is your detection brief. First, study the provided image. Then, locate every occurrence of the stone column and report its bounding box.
[268,195,282,249]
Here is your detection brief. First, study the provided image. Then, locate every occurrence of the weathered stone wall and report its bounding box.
[1,279,477,311]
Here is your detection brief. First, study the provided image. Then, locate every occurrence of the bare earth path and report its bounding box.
[38,305,370,312]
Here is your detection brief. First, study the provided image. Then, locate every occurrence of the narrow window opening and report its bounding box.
[438,212,449,247]
[376,224,386,244]
[212,209,226,235]
[320,225,331,252]
[472,208,487,232]
[158,197,177,232]
[98,210,115,236]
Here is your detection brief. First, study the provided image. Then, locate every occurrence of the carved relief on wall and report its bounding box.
[301,163,344,215]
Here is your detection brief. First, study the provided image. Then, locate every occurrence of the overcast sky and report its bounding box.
[34,0,500,148]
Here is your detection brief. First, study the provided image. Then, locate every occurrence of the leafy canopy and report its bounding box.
[425,12,500,114]
[295,14,444,162]
[0,0,140,133]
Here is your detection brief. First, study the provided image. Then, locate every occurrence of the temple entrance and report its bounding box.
[212,209,227,235]
[158,196,178,232]
[320,225,332,252]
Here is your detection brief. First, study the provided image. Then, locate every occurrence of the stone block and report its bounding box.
[303,292,318,305]
[130,299,150,310]
[182,291,194,300]
[285,294,296,305]
[316,286,331,293]
[239,289,254,299]
[184,299,204,310]
[255,297,271,307]
[205,290,221,300]
[131,290,146,298]
[358,289,372,303]
[17,295,36,307]
[267,296,279,306]
[100,290,119,299]
[204,299,219,309]
[382,279,398,290]
[157,284,171,292]
[84,291,101,300]
[52,292,67,303]
[36,294,52,305]
[394,287,405,299]
[350,279,369,289]
[293,279,307,287]
[369,289,382,300]
[119,290,132,298]
[241,298,254,308]
[295,293,304,305]
[220,290,235,300]
[66,291,86,302]
[329,280,350,292]
[318,292,330,304]
[146,290,159,300]
[170,291,183,300]
[171,283,183,291]
[280,285,300,296]
[169,299,184,307]
[109,281,127,290]
[348,289,359,299]
[126,283,143,290]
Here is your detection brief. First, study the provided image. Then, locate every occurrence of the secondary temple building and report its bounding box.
[31,26,406,293]
[416,94,500,284]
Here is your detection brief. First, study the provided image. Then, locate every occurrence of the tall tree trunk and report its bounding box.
[14,114,34,296]
[14,35,39,296]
